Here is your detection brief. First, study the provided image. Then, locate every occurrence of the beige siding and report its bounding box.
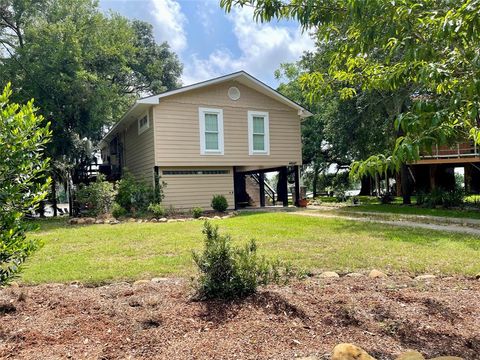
[153,81,302,167]
[123,108,155,184]
[161,167,234,210]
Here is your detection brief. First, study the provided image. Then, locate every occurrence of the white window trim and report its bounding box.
[248,110,270,155]
[199,107,224,155]
[137,111,150,135]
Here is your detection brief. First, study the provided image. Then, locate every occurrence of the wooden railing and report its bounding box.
[420,142,479,159]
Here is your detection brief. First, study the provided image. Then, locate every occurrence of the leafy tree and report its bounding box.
[0,0,182,213]
[0,83,51,284]
[222,0,480,202]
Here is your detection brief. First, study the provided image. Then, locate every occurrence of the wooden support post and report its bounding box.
[259,172,266,207]
[294,165,300,207]
[279,167,288,207]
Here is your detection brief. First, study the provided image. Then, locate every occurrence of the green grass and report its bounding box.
[22,213,480,285]
[341,203,480,219]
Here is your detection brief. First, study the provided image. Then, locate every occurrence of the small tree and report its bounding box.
[0,84,51,285]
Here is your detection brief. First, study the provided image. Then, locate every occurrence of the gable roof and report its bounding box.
[100,71,313,145]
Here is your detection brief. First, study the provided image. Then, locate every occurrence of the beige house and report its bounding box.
[100,71,312,210]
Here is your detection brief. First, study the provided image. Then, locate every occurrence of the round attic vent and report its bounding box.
[228,86,241,101]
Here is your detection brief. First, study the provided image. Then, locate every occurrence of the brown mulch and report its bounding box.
[0,277,479,360]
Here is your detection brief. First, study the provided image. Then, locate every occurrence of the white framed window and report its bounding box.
[199,107,224,155]
[248,111,269,155]
[137,112,149,135]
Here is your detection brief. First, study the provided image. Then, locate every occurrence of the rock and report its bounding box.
[198,216,208,220]
[475,273,480,280]
[415,274,436,281]
[346,272,364,277]
[9,281,19,288]
[429,357,464,360]
[68,218,80,225]
[167,219,177,223]
[177,219,186,222]
[150,218,158,222]
[137,219,143,223]
[151,277,169,283]
[83,217,96,224]
[396,350,425,360]
[369,269,387,278]
[110,220,120,225]
[221,215,231,219]
[133,280,150,286]
[331,343,376,360]
[158,218,167,223]
[318,271,340,278]
[213,216,221,220]
[95,219,104,224]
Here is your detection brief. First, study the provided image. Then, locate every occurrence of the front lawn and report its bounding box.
[23,213,480,284]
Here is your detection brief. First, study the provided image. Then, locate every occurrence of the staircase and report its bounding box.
[245,174,276,207]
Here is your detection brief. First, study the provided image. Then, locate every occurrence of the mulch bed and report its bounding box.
[0,277,479,359]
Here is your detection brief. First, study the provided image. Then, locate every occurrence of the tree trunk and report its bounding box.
[359,176,372,195]
[51,176,58,217]
[400,164,412,204]
[375,174,381,196]
[312,164,320,198]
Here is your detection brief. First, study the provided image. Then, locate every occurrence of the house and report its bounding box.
[99,71,312,210]
[412,141,480,193]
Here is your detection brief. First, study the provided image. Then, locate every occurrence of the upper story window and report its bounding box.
[138,113,149,135]
[199,107,224,155]
[248,111,270,155]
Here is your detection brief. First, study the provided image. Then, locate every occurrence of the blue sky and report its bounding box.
[99,0,315,87]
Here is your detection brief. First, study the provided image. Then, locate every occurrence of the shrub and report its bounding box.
[191,207,203,219]
[0,84,51,285]
[192,221,294,300]
[379,193,394,204]
[116,171,155,215]
[111,202,127,218]
[75,175,116,217]
[419,186,464,209]
[211,194,228,212]
[148,203,166,218]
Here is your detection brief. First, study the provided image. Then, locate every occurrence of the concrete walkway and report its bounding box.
[293,210,480,236]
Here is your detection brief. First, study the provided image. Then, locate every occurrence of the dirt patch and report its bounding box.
[0,277,479,359]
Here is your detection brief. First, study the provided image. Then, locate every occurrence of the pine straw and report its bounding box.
[0,276,479,359]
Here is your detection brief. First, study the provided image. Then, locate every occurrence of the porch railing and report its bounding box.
[420,142,480,159]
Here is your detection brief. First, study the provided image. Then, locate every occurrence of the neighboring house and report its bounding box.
[99,71,312,210]
[413,141,480,193]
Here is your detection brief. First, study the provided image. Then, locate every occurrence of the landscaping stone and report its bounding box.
[331,343,375,360]
[396,350,425,360]
[369,269,387,278]
[177,219,185,222]
[150,218,158,222]
[95,219,104,224]
[213,216,221,220]
[167,219,177,223]
[475,273,480,280]
[429,357,464,360]
[318,271,340,278]
[346,272,364,277]
[110,220,120,225]
[158,218,167,222]
[198,216,208,220]
[133,280,150,286]
[221,215,231,219]
[151,277,169,283]
[415,274,436,281]
[83,217,96,224]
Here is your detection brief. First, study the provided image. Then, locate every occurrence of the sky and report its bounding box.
[99,0,315,88]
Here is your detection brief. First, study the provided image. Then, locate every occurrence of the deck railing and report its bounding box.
[420,142,480,159]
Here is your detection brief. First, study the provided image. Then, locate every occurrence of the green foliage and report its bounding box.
[191,207,203,219]
[211,194,228,212]
[0,0,182,185]
[0,83,51,285]
[148,203,166,218]
[223,0,480,177]
[115,171,155,215]
[417,187,465,209]
[111,202,127,219]
[75,175,116,217]
[192,222,293,300]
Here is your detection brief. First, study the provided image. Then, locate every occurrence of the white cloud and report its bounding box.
[150,0,187,53]
[182,6,315,86]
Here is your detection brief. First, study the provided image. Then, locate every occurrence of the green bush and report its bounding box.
[418,187,464,209]
[111,202,127,218]
[0,84,51,285]
[75,175,116,216]
[192,221,294,300]
[191,207,203,219]
[211,194,228,212]
[148,203,166,218]
[116,171,155,215]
